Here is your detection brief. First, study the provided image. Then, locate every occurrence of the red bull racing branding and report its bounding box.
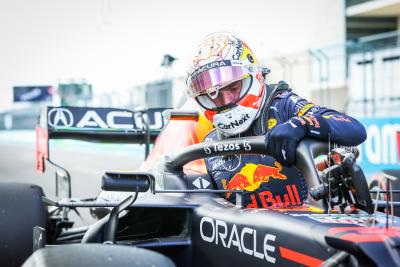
[222,162,287,198]
[204,130,308,209]
[218,161,305,208]
[246,184,302,209]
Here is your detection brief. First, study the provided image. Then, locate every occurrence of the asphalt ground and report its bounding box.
[0,130,145,225]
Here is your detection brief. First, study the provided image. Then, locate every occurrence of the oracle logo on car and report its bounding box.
[199,217,277,263]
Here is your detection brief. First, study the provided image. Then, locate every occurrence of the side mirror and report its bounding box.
[101,172,155,193]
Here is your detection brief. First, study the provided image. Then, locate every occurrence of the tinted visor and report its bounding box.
[187,62,253,98]
[195,76,252,111]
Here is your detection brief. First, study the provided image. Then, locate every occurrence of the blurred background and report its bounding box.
[0,0,399,202]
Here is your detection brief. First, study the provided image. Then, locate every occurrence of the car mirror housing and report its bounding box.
[101,172,155,193]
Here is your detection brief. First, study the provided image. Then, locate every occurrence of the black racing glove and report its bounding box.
[265,115,330,166]
[265,118,307,166]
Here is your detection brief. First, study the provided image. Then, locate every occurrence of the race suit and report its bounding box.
[203,81,367,208]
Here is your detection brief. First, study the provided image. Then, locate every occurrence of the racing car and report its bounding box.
[1,102,400,267]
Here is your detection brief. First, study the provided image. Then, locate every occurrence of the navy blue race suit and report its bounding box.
[203,81,367,208]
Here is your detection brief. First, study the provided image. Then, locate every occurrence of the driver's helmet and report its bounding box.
[186,32,265,136]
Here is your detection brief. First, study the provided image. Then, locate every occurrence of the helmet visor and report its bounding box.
[195,76,252,111]
[187,61,253,98]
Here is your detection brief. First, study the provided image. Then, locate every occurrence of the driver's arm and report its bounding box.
[265,91,367,166]
[279,92,367,146]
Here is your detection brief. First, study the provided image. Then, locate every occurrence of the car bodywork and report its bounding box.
[32,102,400,267]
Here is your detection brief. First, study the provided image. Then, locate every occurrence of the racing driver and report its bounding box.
[186,32,367,208]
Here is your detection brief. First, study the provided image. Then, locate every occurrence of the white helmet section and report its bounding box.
[213,103,257,136]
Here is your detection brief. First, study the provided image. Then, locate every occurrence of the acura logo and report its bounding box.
[48,108,74,127]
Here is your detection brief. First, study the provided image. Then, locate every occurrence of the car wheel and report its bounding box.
[0,182,46,267]
[23,244,176,267]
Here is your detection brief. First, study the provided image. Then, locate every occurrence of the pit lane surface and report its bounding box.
[0,130,145,224]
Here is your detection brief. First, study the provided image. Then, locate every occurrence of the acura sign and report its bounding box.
[46,106,169,131]
[48,108,74,127]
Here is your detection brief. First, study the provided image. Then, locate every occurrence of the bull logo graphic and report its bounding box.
[222,161,287,198]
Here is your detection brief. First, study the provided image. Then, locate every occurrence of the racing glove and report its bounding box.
[265,115,329,166]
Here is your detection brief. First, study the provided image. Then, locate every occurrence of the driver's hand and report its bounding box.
[265,117,307,166]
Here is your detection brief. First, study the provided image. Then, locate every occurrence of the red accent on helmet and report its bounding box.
[204,109,217,121]
[237,83,265,109]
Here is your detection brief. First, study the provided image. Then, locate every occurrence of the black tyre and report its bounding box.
[0,182,46,267]
[23,244,176,267]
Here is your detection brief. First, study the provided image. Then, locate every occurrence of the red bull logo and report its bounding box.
[222,162,287,198]
[246,184,302,208]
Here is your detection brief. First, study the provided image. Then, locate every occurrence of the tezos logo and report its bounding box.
[203,140,252,155]
[48,108,74,127]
